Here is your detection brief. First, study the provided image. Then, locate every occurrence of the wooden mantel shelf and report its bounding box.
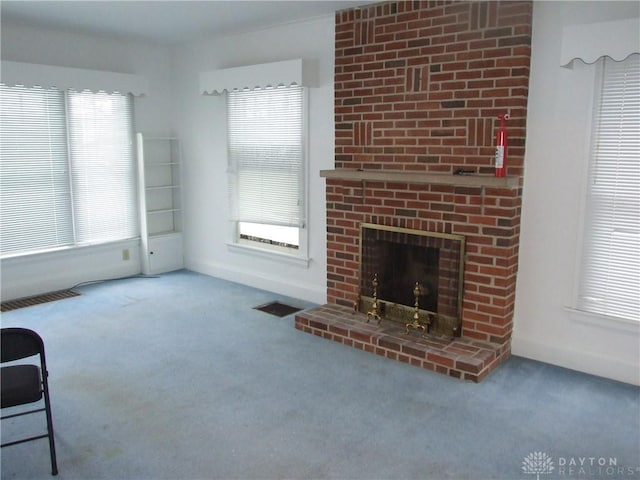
[320,169,519,188]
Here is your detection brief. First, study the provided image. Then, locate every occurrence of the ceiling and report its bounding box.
[0,0,366,46]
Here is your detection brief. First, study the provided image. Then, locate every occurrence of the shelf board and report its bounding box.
[149,230,182,238]
[147,208,181,215]
[145,162,180,167]
[146,185,180,191]
[319,169,519,188]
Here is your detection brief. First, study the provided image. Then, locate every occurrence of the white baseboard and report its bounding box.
[187,260,327,305]
[511,336,640,386]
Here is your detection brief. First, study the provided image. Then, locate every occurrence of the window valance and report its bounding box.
[561,17,640,68]
[0,61,148,96]
[200,59,312,95]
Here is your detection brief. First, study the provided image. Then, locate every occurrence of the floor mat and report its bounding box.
[1,289,81,312]
[254,301,302,317]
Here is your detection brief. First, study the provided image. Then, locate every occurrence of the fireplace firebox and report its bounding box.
[359,224,465,337]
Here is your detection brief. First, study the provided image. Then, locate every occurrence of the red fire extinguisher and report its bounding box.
[494,113,509,178]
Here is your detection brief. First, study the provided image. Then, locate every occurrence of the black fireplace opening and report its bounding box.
[377,241,439,312]
[359,223,465,337]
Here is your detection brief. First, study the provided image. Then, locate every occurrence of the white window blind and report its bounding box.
[227,85,305,228]
[0,86,73,254]
[0,85,138,257]
[578,54,640,321]
[67,91,137,244]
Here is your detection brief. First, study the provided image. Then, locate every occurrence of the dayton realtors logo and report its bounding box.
[522,452,640,478]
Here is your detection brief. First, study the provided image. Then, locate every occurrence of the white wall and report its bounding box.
[171,16,335,304]
[0,23,172,300]
[513,1,640,385]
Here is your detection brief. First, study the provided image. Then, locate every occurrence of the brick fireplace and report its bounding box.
[295,0,532,381]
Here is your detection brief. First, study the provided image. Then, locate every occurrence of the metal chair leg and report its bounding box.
[43,379,58,475]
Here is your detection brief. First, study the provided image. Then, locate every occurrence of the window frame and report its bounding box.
[0,85,138,259]
[225,85,310,266]
[570,55,640,326]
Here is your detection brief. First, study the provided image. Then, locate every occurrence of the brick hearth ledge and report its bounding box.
[295,304,510,382]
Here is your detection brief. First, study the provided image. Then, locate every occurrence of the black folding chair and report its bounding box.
[1,327,58,475]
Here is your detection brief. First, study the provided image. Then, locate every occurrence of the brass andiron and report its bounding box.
[366,274,382,324]
[406,282,428,335]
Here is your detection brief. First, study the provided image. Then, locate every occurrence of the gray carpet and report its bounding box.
[1,270,638,480]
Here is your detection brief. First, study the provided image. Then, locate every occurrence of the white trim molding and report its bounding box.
[1,61,149,95]
[199,58,313,95]
[188,259,325,305]
[561,18,640,68]
[511,335,640,386]
[226,242,310,268]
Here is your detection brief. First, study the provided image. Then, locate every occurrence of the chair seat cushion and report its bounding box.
[1,365,42,408]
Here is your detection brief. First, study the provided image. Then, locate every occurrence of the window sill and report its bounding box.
[226,242,310,268]
[564,306,640,334]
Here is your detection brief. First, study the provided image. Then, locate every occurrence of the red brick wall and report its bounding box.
[327,0,532,344]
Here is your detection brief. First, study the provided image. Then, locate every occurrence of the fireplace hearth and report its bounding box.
[294,304,507,382]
